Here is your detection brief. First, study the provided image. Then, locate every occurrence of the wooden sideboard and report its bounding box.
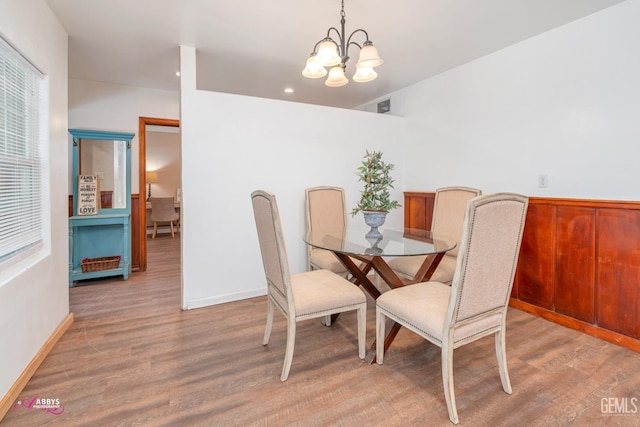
[403,192,640,352]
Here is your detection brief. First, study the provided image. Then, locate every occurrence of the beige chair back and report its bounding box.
[149,197,179,222]
[446,193,529,337]
[149,197,180,238]
[251,190,294,316]
[305,186,346,240]
[304,186,348,274]
[432,187,482,258]
[386,186,481,283]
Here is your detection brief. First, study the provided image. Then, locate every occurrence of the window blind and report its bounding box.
[0,37,44,264]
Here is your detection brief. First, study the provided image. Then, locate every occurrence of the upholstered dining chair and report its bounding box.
[304,186,350,278]
[376,193,528,424]
[251,190,367,381]
[149,197,180,238]
[388,186,481,284]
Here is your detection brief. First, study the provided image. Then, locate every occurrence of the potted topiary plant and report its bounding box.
[351,150,401,238]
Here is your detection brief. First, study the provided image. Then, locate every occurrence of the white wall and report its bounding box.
[0,0,69,400]
[68,79,180,193]
[179,46,405,309]
[383,1,640,200]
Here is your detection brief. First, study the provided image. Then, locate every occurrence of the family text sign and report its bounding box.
[77,175,101,216]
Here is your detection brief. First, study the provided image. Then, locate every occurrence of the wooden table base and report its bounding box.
[332,251,446,363]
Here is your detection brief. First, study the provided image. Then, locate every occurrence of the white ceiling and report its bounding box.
[45,0,625,109]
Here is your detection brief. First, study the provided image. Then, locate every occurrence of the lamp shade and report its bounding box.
[356,42,383,68]
[302,54,327,78]
[146,171,158,183]
[353,65,378,83]
[316,39,341,67]
[325,66,348,87]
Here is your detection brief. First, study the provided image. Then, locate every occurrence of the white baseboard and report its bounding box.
[0,313,74,421]
[183,287,266,310]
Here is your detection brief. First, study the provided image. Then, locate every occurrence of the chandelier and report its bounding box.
[302,0,383,87]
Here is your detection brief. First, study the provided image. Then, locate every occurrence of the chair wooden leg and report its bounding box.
[281,318,296,382]
[442,341,459,424]
[495,328,512,394]
[170,221,175,238]
[152,222,158,239]
[375,307,385,364]
[357,304,366,359]
[263,298,274,346]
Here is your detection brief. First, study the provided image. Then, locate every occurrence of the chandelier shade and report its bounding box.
[302,0,382,87]
[356,42,383,68]
[302,54,328,78]
[353,65,377,83]
[325,66,349,87]
[316,39,341,67]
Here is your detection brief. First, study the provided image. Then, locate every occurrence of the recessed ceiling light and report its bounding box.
[284,87,294,94]
[175,71,180,77]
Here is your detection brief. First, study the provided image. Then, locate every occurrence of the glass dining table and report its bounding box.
[304,225,456,362]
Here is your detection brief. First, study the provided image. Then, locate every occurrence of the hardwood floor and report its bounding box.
[3,233,640,426]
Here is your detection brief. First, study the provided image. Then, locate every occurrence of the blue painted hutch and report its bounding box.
[68,129,134,286]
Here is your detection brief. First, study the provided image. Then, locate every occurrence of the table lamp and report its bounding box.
[146,171,158,200]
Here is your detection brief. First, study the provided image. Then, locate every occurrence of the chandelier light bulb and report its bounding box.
[325,66,348,87]
[353,65,377,83]
[302,55,328,78]
[316,39,341,67]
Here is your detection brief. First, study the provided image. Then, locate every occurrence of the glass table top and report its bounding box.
[304,225,456,257]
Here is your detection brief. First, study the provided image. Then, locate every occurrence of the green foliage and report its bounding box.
[351,150,401,216]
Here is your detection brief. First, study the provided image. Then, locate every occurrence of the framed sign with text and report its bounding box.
[77,175,101,215]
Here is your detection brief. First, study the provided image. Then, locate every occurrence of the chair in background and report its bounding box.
[376,193,528,424]
[304,186,350,278]
[388,186,481,284]
[251,190,367,381]
[149,197,180,238]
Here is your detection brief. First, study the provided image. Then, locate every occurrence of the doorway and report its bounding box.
[138,116,180,271]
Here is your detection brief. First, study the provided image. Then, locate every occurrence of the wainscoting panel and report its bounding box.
[597,208,640,339]
[554,206,595,323]
[515,203,555,309]
[403,192,435,231]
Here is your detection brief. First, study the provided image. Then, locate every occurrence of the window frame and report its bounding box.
[0,35,47,271]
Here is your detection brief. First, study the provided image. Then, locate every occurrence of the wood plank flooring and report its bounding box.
[3,233,640,426]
